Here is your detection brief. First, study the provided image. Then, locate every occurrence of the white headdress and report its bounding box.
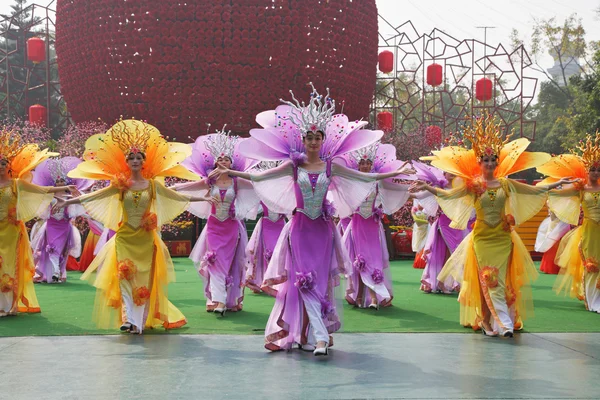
[203,125,238,160]
[350,143,378,164]
[278,82,336,136]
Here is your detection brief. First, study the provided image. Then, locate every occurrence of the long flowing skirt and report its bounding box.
[539,241,561,275]
[76,232,101,272]
[262,213,350,351]
[33,218,79,283]
[555,219,600,313]
[82,224,186,332]
[439,221,538,332]
[344,215,393,307]
[190,216,248,311]
[0,220,40,314]
[245,217,285,296]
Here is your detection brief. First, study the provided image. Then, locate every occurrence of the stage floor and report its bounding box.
[1,332,599,399]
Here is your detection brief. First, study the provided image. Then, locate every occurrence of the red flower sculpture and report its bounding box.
[55,1,378,140]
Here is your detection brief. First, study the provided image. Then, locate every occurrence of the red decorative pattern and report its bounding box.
[55,1,378,140]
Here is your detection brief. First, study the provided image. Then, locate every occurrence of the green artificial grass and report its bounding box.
[1,260,598,337]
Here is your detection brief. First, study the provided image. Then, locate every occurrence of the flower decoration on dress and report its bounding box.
[225,275,234,288]
[202,251,217,266]
[322,199,335,221]
[505,286,517,307]
[596,278,600,290]
[133,286,151,306]
[320,298,334,318]
[45,245,56,255]
[466,176,488,196]
[0,274,14,293]
[7,207,17,225]
[480,266,499,288]
[294,271,315,291]
[502,214,516,232]
[279,82,336,136]
[371,269,384,284]
[353,255,367,273]
[140,211,158,231]
[117,259,137,281]
[572,131,600,169]
[263,249,273,263]
[463,112,511,160]
[584,258,599,274]
[373,207,384,223]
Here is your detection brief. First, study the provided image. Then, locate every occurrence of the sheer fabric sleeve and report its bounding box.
[434,184,474,230]
[15,180,55,222]
[329,162,377,218]
[377,180,410,215]
[153,180,191,226]
[547,187,581,225]
[176,179,211,219]
[76,185,123,231]
[411,190,439,216]
[504,179,548,225]
[235,178,261,220]
[250,161,296,215]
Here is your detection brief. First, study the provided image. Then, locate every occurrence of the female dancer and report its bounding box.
[341,143,410,309]
[246,162,286,296]
[411,199,429,269]
[412,114,572,336]
[173,127,259,315]
[537,133,600,313]
[32,157,91,283]
[0,129,73,317]
[211,85,414,355]
[412,162,471,294]
[54,119,215,333]
[534,208,570,275]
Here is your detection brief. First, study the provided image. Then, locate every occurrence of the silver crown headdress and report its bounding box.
[279,82,336,136]
[204,125,238,160]
[351,143,379,164]
[254,160,281,172]
[48,159,70,184]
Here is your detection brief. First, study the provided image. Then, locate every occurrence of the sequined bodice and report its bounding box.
[210,184,235,221]
[583,191,600,223]
[123,187,152,228]
[296,168,330,219]
[0,184,16,221]
[357,188,378,219]
[475,187,507,227]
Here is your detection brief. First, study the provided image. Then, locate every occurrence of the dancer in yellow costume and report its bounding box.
[0,129,75,317]
[54,120,215,334]
[537,132,600,313]
[411,114,573,337]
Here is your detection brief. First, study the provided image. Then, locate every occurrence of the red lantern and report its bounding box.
[377,111,393,133]
[27,37,46,63]
[378,50,393,74]
[426,63,443,86]
[476,77,493,101]
[29,104,47,127]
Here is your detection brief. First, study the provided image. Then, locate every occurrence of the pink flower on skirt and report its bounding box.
[373,207,384,222]
[371,269,384,284]
[322,200,335,221]
[202,251,217,266]
[320,298,334,318]
[294,271,315,291]
[353,255,367,272]
[225,275,234,288]
[45,245,57,255]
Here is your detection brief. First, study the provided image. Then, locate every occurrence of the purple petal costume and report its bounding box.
[239,98,383,351]
[340,143,411,307]
[31,157,92,283]
[178,132,259,312]
[412,161,472,293]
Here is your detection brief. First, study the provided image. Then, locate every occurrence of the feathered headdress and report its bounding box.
[33,157,93,191]
[0,129,27,162]
[279,82,335,135]
[0,128,57,180]
[572,132,600,169]
[69,119,199,187]
[463,112,511,160]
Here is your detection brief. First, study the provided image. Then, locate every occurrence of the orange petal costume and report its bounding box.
[0,129,57,315]
[70,119,200,332]
[424,114,551,333]
[538,133,600,313]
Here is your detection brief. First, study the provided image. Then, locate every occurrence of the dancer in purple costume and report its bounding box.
[174,126,259,315]
[412,161,473,294]
[340,142,412,309]
[246,162,286,296]
[31,157,92,283]
[210,84,414,355]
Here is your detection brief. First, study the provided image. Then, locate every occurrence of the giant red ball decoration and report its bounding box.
[55,0,379,140]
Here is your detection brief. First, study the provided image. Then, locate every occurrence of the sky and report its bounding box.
[0,0,599,82]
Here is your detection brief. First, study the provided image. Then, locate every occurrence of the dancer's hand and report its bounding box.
[208,164,229,180]
[409,181,429,193]
[52,198,67,213]
[396,162,415,176]
[557,177,579,186]
[203,196,219,206]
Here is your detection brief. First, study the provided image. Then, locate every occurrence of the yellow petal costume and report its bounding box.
[0,129,57,314]
[71,120,199,331]
[427,114,551,332]
[538,133,600,313]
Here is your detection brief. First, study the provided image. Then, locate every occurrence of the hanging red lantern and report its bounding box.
[27,37,46,63]
[378,50,393,74]
[377,111,393,133]
[475,77,493,101]
[29,104,47,127]
[426,63,443,86]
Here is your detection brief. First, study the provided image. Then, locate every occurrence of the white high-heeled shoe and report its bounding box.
[213,305,226,316]
[313,344,329,356]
